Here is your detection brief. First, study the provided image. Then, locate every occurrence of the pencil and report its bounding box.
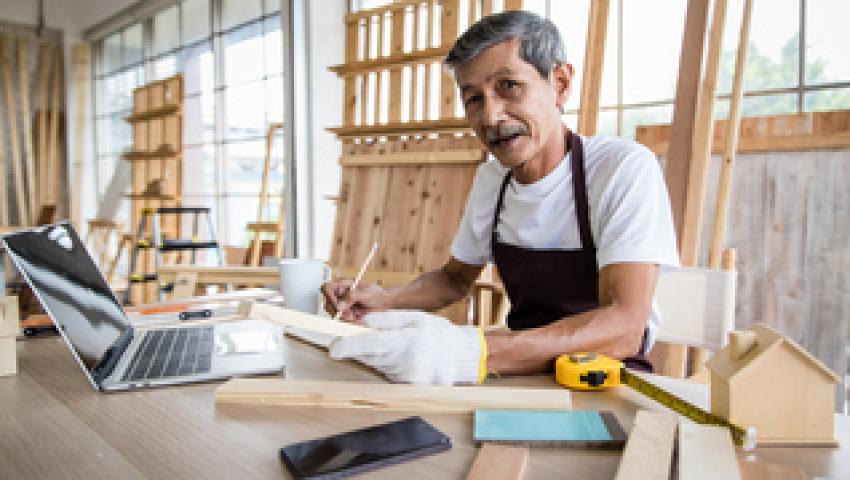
[333,242,379,321]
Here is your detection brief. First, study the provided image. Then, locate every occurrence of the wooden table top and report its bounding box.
[2,335,848,479]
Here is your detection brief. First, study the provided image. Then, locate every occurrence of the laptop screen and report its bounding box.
[2,223,130,371]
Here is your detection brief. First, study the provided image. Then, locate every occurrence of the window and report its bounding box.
[93,0,285,251]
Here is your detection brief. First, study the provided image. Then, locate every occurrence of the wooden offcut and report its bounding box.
[678,422,741,480]
[614,411,677,480]
[246,302,371,338]
[466,443,529,480]
[215,378,572,413]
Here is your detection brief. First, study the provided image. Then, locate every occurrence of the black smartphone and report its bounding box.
[279,416,451,479]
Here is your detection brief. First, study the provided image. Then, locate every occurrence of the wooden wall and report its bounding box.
[639,111,850,406]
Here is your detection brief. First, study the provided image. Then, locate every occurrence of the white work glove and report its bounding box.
[328,310,487,385]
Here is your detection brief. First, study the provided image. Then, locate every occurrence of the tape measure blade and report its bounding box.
[621,369,747,446]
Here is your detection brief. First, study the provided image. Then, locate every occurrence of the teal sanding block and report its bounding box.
[473,410,627,448]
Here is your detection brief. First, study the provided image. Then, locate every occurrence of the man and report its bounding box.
[322,11,679,385]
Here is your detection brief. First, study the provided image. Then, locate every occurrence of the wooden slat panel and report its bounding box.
[329,167,354,266]
[388,7,405,123]
[377,165,428,272]
[340,166,391,268]
[440,0,459,119]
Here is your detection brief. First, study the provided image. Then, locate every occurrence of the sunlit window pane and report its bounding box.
[600,0,619,107]
[622,105,674,140]
[154,54,178,80]
[266,75,284,124]
[264,16,283,76]
[103,33,122,73]
[622,0,686,104]
[183,0,211,45]
[222,196,260,247]
[223,140,266,193]
[597,110,618,136]
[124,23,144,65]
[805,88,850,112]
[224,81,267,140]
[741,93,797,116]
[805,0,850,85]
[184,93,216,145]
[265,0,281,14]
[153,5,180,55]
[182,40,214,94]
[222,0,262,31]
[224,22,265,85]
[744,0,799,91]
[183,145,217,195]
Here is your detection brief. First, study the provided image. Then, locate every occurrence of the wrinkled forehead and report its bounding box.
[454,39,538,89]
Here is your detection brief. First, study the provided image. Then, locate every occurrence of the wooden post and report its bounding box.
[482,0,494,16]
[18,38,37,224]
[47,46,62,206]
[343,22,358,127]
[665,0,711,267]
[503,0,524,11]
[578,0,610,136]
[1,36,29,225]
[37,44,50,211]
[71,44,91,231]
[709,0,753,269]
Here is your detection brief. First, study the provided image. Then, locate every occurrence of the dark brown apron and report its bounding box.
[491,131,652,371]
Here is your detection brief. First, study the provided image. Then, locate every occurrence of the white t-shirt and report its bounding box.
[450,134,680,349]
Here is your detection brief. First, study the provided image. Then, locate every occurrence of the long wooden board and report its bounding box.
[247,302,371,338]
[18,38,37,223]
[1,35,28,224]
[215,378,572,413]
[614,411,677,480]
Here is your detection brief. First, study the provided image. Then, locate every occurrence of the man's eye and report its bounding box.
[464,95,482,107]
[501,79,520,90]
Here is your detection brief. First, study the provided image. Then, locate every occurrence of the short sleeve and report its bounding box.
[594,146,680,268]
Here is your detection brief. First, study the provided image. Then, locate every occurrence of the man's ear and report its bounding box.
[550,62,574,107]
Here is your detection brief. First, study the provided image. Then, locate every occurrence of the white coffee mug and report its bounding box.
[278,259,332,315]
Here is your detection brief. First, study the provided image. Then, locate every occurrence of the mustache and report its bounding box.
[484,124,528,144]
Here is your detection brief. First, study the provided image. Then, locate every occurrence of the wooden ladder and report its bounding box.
[247,123,285,266]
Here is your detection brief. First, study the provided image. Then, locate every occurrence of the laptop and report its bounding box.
[2,222,285,392]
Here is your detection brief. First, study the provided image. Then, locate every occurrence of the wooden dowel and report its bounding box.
[709,0,753,269]
[423,62,432,121]
[1,35,29,225]
[47,46,62,206]
[374,14,384,124]
[363,15,372,61]
[18,38,37,223]
[37,44,49,209]
[426,0,435,49]
[410,64,419,122]
[469,0,478,25]
[412,2,421,52]
[482,0,494,16]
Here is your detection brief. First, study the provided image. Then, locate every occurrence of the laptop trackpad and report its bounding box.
[215,329,280,355]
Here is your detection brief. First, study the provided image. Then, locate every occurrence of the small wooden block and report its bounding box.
[0,336,17,376]
[466,443,528,480]
[614,410,677,480]
[678,422,741,480]
[0,296,20,337]
[248,302,371,338]
[171,271,198,300]
[215,379,572,413]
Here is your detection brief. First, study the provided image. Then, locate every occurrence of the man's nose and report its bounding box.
[479,95,505,127]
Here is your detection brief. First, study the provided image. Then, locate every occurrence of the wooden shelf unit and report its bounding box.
[125,74,184,304]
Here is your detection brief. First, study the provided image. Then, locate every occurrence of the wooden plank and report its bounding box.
[330,267,417,288]
[466,444,529,480]
[18,38,37,223]
[1,36,29,224]
[426,0,435,49]
[329,167,354,266]
[388,8,405,123]
[708,0,753,269]
[70,44,90,230]
[416,163,476,273]
[678,422,741,480]
[246,302,371,337]
[0,296,21,337]
[482,0,494,16]
[0,54,8,226]
[37,44,49,211]
[578,0,610,136]
[339,148,483,166]
[0,336,17,377]
[215,378,572,413]
[614,411,677,480]
[343,21,359,126]
[329,46,451,76]
[169,271,198,300]
[665,0,711,266]
[439,0,459,118]
[47,46,62,206]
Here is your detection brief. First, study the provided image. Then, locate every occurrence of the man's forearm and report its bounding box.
[386,268,472,312]
[485,305,647,375]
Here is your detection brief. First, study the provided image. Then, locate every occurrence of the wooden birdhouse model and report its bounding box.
[706,323,840,446]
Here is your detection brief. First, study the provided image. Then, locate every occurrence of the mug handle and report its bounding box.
[324,264,333,282]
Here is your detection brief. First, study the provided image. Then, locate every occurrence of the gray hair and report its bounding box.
[444,10,567,78]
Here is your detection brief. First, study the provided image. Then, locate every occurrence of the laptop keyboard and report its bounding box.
[121,326,214,382]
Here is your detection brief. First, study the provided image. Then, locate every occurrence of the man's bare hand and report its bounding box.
[321,279,392,323]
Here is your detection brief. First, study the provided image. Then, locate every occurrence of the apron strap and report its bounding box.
[569,132,596,252]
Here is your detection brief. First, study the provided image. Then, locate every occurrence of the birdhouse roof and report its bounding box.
[706,323,840,383]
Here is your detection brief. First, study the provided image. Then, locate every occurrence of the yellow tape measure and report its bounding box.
[555,353,756,449]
